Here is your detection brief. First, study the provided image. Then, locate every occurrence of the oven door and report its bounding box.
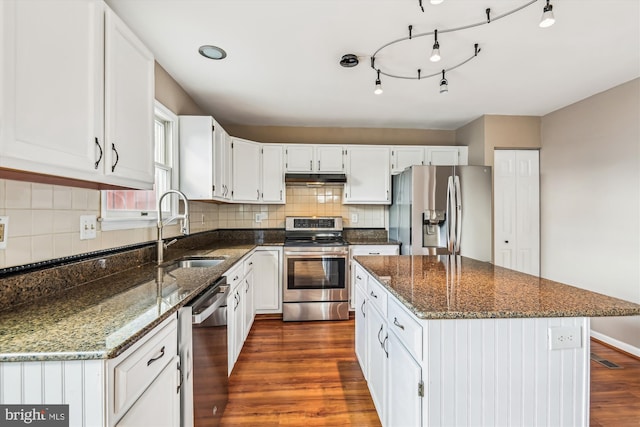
[283,250,348,302]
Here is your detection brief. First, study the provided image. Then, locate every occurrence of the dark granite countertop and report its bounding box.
[0,245,256,362]
[355,255,640,320]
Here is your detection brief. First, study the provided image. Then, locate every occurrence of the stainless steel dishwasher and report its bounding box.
[178,276,228,427]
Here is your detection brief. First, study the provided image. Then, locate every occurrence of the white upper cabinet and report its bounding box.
[343,146,391,204]
[391,146,425,174]
[103,6,155,188]
[425,146,468,166]
[284,144,344,173]
[0,0,155,189]
[0,0,104,182]
[261,145,285,203]
[231,138,261,202]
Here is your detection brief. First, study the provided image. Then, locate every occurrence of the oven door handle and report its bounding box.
[284,251,347,257]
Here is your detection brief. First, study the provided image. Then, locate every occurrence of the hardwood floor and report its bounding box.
[217,318,640,426]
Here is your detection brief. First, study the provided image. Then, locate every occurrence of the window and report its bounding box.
[100,101,179,230]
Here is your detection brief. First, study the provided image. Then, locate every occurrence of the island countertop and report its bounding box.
[354,255,640,320]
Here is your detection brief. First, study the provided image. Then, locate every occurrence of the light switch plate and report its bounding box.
[351,214,359,224]
[548,326,582,350]
[80,215,97,240]
[0,216,8,249]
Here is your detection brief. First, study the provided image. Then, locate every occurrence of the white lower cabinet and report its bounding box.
[252,247,282,314]
[354,284,367,377]
[349,245,399,310]
[387,332,423,427]
[366,301,388,425]
[115,355,180,427]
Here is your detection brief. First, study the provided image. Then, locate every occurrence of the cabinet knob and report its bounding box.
[505,240,509,244]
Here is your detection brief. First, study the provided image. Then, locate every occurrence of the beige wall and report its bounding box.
[455,116,485,165]
[225,125,457,145]
[540,78,640,351]
[154,62,206,115]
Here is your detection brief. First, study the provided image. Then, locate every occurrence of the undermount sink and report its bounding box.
[176,257,226,268]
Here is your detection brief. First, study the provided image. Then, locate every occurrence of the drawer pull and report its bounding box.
[147,346,165,366]
[369,252,380,255]
[361,300,366,318]
[393,317,405,330]
[370,291,378,299]
[356,275,362,280]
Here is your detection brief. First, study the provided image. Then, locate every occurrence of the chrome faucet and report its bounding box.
[157,189,190,264]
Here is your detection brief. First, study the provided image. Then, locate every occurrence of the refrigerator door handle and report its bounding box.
[446,176,456,253]
[454,175,462,253]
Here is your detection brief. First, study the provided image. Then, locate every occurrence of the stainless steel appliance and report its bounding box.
[283,216,349,321]
[389,165,492,261]
[178,276,228,427]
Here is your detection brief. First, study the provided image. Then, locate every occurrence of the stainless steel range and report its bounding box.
[283,216,349,321]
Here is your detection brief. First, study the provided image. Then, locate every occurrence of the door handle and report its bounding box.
[361,300,366,318]
[94,137,103,169]
[370,291,378,299]
[393,317,405,330]
[111,143,119,172]
[147,346,165,366]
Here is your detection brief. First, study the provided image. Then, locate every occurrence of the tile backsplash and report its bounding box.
[0,179,386,269]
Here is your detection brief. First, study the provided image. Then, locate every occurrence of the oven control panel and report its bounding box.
[286,216,343,231]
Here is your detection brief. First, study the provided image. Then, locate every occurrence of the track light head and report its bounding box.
[374,70,383,95]
[439,70,448,94]
[539,0,555,28]
[430,30,441,62]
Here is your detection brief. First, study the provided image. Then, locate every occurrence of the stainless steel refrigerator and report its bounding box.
[389,165,492,261]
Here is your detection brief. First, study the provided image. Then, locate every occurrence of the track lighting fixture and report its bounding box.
[374,70,383,95]
[430,30,441,62]
[539,0,555,28]
[439,70,448,94]
[344,0,554,95]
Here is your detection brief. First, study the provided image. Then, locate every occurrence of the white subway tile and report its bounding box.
[53,210,74,234]
[31,235,54,263]
[53,234,74,259]
[32,210,54,235]
[5,180,31,209]
[31,184,53,209]
[4,236,32,267]
[7,209,33,237]
[53,186,73,210]
[0,180,6,209]
[71,188,88,210]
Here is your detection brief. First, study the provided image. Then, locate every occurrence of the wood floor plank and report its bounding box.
[208,318,640,426]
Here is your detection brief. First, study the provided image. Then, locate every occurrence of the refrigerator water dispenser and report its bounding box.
[423,209,446,248]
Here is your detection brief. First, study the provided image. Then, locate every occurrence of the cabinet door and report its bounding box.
[0,0,103,181]
[231,138,261,202]
[104,7,155,189]
[285,145,314,172]
[213,121,231,200]
[243,269,255,341]
[355,285,367,378]
[388,332,423,427]
[261,145,285,203]
[391,147,425,174]
[316,145,344,172]
[426,146,461,166]
[344,146,391,204]
[116,356,180,427]
[253,249,281,313]
[367,305,387,425]
[179,116,214,199]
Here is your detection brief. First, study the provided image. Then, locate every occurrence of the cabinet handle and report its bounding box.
[233,275,239,281]
[505,240,509,244]
[370,291,378,299]
[176,362,183,394]
[383,334,389,358]
[246,279,250,293]
[361,300,366,318]
[111,143,119,172]
[318,160,321,170]
[309,160,313,171]
[393,317,405,330]
[280,190,283,200]
[369,252,380,255]
[377,324,384,345]
[147,345,165,366]
[94,138,103,169]
[257,189,260,200]
[356,275,362,280]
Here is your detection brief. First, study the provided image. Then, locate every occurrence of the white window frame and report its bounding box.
[100,101,180,231]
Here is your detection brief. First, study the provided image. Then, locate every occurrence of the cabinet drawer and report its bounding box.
[226,265,243,290]
[113,316,177,416]
[388,297,423,361]
[243,254,254,276]
[351,245,399,256]
[367,277,387,316]
[354,264,368,292]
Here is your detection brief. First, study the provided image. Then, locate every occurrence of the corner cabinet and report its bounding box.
[343,146,391,204]
[252,247,283,314]
[0,0,154,190]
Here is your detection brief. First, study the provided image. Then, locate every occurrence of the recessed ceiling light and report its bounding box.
[198,45,227,60]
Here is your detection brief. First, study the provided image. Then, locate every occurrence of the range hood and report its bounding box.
[285,173,347,185]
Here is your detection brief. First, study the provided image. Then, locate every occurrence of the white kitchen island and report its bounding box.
[354,255,640,427]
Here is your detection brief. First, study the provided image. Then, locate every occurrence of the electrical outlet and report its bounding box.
[0,216,8,249]
[254,213,267,223]
[548,326,582,350]
[80,215,97,240]
[351,213,359,224]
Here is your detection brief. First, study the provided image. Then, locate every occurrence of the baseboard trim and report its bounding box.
[591,330,640,360]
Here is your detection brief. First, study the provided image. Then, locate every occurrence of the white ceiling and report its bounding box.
[105,0,640,131]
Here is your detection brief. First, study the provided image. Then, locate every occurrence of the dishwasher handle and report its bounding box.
[189,277,227,325]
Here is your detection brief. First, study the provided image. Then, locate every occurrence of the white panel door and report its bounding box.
[252,249,281,313]
[285,145,314,172]
[366,305,387,425]
[391,147,425,174]
[104,6,155,189]
[494,150,540,276]
[354,284,367,377]
[344,146,391,204]
[426,147,460,165]
[387,331,422,427]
